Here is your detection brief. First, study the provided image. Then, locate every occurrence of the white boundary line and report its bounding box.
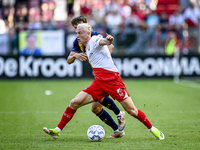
[174,79,200,89]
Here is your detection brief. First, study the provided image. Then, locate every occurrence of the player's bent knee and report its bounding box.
[69,99,80,109]
[91,106,102,114]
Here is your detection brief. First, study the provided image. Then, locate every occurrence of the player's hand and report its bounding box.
[106,33,114,42]
[75,53,88,61]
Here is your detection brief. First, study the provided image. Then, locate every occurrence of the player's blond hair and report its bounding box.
[77,23,91,33]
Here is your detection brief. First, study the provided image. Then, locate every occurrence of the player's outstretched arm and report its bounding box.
[67,51,88,64]
[99,33,114,46]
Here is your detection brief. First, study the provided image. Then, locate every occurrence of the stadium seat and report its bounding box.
[166,4,179,14]
[157,0,179,5]
[156,5,166,14]
[156,0,179,15]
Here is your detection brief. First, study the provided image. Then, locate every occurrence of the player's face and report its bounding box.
[27,36,37,49]
[76,26,88,45]
[73,21,84,30]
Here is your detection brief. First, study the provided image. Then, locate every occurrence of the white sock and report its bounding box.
[116,111,122,117]
[56,127,61,133]
[149,126,155,132]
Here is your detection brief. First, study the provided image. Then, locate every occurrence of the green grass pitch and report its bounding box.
[0,79,200,150]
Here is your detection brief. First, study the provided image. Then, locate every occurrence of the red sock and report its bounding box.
[136,110,152,129]
[57,106,77,130]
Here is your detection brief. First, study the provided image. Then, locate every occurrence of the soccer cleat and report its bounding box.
[117,111,126,131]
[43,127,60,140]
[151,128,165,140]
[107,130,125,138]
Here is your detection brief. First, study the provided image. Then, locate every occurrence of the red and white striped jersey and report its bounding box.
[85,35,118,73]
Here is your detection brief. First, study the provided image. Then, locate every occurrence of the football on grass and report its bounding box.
[87,125,105,142]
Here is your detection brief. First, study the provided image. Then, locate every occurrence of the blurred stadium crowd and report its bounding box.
[0,0,200,56]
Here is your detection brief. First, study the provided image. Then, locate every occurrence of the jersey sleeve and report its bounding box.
[91,31,104,38]
[91,36,104,51]
[71,38,81,52]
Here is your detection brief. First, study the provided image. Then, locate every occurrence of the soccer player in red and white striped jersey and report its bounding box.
[43,23,164,140]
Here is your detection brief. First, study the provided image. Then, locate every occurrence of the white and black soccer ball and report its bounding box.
[87,125,105,142]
